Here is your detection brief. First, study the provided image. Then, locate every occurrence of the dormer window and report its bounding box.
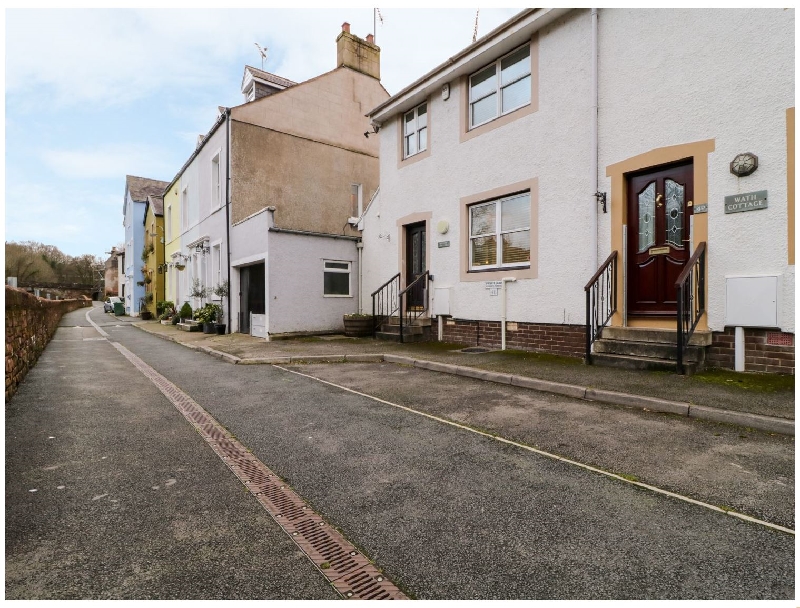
[403,102,428,159]
[469,44,531,129]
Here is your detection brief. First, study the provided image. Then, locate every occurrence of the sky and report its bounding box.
[4,7,523,260]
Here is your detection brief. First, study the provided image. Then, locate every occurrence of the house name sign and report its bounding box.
[724,190,768,214]
[485,280,502,296]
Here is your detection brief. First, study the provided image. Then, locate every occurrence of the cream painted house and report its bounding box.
[360,8,794,374]
[229,23,388,337]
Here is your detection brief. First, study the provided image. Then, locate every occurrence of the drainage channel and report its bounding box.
[108,340,406,600]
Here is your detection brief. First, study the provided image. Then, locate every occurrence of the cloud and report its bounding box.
[41,144,173,181]
[6,8,521,109]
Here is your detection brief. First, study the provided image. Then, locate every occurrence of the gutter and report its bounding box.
[162,110,228,196]
[267,227,360,241]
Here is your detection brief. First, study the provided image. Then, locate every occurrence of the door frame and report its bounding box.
[396,211,432,302]
[606,139,714,330]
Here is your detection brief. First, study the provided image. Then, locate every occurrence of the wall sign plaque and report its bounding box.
[437,240,450,248]
[693,203,708,214]
[724,190,768,214]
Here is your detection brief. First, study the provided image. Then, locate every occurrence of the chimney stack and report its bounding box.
[336,22,380,80]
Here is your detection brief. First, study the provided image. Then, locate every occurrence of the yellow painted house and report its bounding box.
[142,194,166,317]
[163,180,182,308]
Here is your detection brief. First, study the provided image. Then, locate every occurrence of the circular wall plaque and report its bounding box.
[730,152,758,177]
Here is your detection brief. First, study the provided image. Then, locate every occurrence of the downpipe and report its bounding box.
[501,277,517,350]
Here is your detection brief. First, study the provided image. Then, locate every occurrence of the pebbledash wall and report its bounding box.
[5,287,91,400]
[361,8,794,372]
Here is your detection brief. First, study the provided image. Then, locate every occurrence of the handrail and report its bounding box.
[584,251,617,364]
[676,242,706,375]
[399,270,430,344]
[371,272,401,338]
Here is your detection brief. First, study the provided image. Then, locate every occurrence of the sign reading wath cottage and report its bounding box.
[724,190,768,214]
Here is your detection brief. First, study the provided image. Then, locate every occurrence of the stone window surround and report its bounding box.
[459,34,539,144]
[459,178,539,282]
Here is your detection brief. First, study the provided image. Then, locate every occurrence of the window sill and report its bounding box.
[323,294,353,298]
[468,265,530,274]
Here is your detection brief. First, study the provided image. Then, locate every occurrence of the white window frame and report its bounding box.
[468,191,531,271]
[351,183,363,217]
[469,43,531,130]
[323,260,352,297]
[211,151,221,210]
[210,241,222,295]
[403,102,428,159]
[166,204,172,241]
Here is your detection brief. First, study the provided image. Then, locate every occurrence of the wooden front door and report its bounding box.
[405,222,426,308]
[627,161,693,315]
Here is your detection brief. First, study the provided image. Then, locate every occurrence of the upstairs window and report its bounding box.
[211,153,221,208]
[469,191,531,270]
[469,44,531,129]
[403,102,428,158]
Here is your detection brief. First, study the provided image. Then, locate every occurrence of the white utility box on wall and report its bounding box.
[724,274,780,328]
[433,287,452,317]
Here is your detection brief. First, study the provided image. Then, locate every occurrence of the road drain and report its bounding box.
[111,341,406,600]
[459,346,491,353]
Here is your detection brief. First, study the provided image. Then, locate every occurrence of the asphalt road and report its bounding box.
[6,305,795,599]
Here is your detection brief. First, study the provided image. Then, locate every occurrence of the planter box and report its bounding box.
[343,316,374,337]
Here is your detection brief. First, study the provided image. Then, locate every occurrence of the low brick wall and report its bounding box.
[706,328,795,374]
[441,318,586,358]
[5,286,91,401]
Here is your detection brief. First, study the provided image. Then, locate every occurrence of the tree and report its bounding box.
[5,242,56,284]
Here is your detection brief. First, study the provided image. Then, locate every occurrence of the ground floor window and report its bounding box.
[469,191,531,270]
[323,260,351,296]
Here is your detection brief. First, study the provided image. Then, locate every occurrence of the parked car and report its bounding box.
[103,296,122,313]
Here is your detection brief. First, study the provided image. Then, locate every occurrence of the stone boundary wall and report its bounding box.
[706,328,795,374]
[5,286,91,401]
[441,318,586,358]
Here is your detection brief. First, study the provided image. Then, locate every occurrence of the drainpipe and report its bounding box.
[501,277,516,350]
[224,108,232,333]
[356,241,364,314]
[590,7,599,271]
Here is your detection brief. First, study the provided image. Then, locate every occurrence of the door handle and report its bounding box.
[656,194,663,207]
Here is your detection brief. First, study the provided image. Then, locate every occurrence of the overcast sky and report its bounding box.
[5,7,522,260]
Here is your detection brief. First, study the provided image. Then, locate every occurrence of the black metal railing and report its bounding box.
[584,251,618,364]
[371,272,400,338]
[398,270,430,344]
[676,242,706,375]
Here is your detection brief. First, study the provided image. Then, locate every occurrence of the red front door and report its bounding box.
[627,161,693,315]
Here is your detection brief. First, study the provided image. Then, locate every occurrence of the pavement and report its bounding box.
[132,316,795,435]
[6,304,794,599]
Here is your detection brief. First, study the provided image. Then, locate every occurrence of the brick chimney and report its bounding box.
[336,22,380,80]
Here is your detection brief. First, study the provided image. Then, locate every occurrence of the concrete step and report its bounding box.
[176,322,202,332]
[591,352,699,375]
[601,325,712,346]
[593,338,705,363]
[379,324,426,335]
[375,331,430,343]
[384,317,432,327]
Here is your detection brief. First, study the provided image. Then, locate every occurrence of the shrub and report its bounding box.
[157,300,175,316]
[179,302,193,320]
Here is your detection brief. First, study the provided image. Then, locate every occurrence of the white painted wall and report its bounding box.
[362,10,593,326]
[597,8,795,332]
[268,231,359,334]
[363,8,794,335]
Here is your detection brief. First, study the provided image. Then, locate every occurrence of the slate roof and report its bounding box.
[241,65,297,91]
[147,194,164,216]
[126,175,170,202]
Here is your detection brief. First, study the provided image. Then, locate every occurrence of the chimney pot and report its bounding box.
[342,22,350,33]
[366,33,374,44]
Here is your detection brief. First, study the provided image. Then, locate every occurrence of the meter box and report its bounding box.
[433,287,452,317]
[724,274,779,328]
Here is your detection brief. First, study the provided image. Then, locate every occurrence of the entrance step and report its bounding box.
[601,326,712,346]
[591,352,699,375]
[593,338,705,363]
[375,317,432,342]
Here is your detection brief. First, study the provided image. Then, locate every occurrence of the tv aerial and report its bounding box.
[254,43,268,70]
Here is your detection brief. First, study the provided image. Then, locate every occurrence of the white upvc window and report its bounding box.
[211,152,221,208]
[469,191,531,270]
[323,260,351,297]
[166,204,172,241]
[469,44,531,129]
[351,183,362,217]
[403,102,427,158]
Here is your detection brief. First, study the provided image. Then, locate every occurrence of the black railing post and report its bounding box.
[372,295,376,338]
[585,287,591,364]
[677,283,684,375]
[399,291,404,344]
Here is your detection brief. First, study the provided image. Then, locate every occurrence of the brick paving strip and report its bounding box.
[85,311,407,600]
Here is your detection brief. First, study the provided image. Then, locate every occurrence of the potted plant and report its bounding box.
[194,303,221,334]
[343,313,374,337]
[189,278,208,306]
[139,294,154,320]
[213,280,229,334]
[179,301,193,323]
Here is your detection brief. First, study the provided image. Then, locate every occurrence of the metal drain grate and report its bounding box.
[110,341,407,600]
[459,346,491,353]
